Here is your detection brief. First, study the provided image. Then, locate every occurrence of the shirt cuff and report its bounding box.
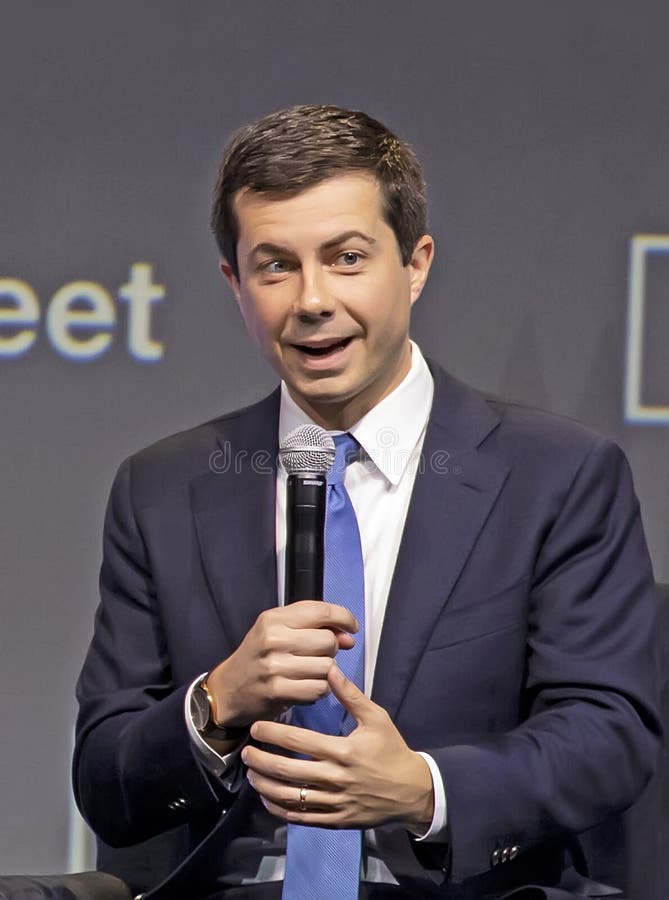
[184,673,245,791]
[410,752,448,842]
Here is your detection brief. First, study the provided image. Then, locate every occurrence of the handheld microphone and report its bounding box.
[279,425,335,603]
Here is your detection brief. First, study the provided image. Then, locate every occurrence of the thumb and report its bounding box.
[327,663,376,726]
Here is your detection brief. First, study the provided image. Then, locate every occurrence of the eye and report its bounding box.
[263,259,290,274]
[335,251,363,268]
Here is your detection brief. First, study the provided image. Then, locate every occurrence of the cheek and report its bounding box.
[239,295,284,345]
[367,289,412,343]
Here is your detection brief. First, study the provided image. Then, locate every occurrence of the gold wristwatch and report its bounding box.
[190,675,249,741]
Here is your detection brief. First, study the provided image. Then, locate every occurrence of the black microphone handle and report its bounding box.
[284,471,326,603]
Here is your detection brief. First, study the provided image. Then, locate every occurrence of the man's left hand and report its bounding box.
[241,664,434,831]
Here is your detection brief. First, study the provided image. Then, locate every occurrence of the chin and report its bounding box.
[302,374,360,399]
[295,388,351,409]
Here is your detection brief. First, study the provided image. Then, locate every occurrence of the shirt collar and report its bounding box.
[279,341,434,486]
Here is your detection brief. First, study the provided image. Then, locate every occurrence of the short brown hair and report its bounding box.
[211,104,427,278]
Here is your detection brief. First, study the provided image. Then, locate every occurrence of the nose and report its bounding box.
[293,264,335,320]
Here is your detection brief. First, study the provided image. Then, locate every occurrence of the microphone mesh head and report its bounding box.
[279,424,335,474]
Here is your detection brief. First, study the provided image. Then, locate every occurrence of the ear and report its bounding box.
[219,259,241,302]
[408,234,435,306]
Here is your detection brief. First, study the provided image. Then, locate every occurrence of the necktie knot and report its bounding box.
[328,433,360,486]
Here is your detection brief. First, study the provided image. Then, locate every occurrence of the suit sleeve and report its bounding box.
[424,438,661,882]
[73,458,234,847]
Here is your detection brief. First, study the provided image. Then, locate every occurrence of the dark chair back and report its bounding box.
[0,871,132,899]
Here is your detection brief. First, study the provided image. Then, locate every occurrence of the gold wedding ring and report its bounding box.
[298,786,308,811]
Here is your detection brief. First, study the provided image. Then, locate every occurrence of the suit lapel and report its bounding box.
[372,365,511,718]
[187,368,510,711]
[190,391,280,652]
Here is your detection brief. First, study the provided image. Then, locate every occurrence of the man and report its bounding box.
[74,105,660,899]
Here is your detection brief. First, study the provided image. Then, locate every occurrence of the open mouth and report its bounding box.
[293,337,352,356]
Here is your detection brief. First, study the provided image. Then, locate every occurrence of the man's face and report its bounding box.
[221,173,433,430]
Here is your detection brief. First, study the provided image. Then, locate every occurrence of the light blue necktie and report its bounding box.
[282,433,365,900]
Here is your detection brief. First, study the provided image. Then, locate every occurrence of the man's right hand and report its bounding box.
[206,600,358,730]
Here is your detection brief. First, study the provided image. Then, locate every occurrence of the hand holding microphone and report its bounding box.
[205,426,358,731]
[234,425,434,831]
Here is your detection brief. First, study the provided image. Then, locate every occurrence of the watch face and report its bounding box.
[190,685,210,732]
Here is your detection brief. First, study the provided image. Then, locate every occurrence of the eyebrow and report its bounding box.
[248,230,377,262]
[320,230,377,251]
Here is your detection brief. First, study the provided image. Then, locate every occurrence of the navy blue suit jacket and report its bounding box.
[73,362,660,898]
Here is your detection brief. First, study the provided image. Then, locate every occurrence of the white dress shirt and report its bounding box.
[185,342,448,872]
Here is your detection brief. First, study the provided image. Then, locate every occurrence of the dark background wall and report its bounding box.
[1,0,667,874]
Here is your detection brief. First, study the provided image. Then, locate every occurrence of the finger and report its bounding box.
[281,600,359,634]
[274,655,334,679]
[335,631,356,650]
[242,744,317,781]
[246,769,341,807]
[249,719,343,759]
[259,795,348,826]
[266,676,333,705]
[285,627,344,658]
[286,630,357,657]
[327,664,379,727]
[263,628,355,660]
[242,744,340,788]
[248,774,344,815]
